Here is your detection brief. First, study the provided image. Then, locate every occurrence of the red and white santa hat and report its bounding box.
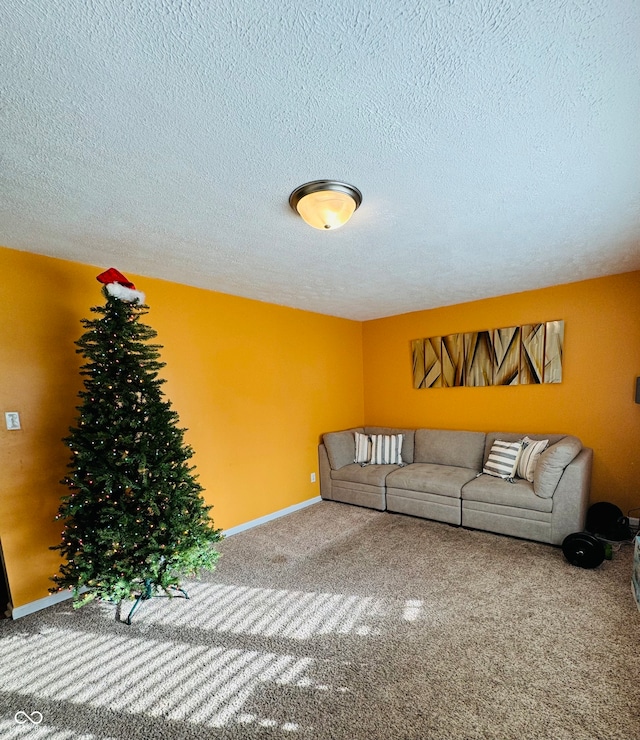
[96,268,145,304]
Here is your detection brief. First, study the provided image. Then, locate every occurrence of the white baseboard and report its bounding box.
[11,588,80,620]
[10,496,323,619]
[223,496,322,537]
[629,516,639,531]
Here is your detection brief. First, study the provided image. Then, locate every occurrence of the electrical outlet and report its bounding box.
[310,472,316,483]
[5,412,21,430]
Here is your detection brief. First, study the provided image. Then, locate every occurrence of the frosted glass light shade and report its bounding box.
[289,181,362,230]
[296,190,356,230]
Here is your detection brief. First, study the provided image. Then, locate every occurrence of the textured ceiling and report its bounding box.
[1,1,639,320]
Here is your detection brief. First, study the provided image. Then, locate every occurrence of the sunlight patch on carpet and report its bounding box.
[0,626,344,731]
[95,581,414,638]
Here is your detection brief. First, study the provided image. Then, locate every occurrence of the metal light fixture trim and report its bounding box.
[289,180,363,230]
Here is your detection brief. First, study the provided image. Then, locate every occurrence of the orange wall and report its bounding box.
[0,246,364,608]
[3,244,639,610]
[362,272,640,515]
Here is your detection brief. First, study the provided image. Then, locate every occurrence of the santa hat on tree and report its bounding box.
[96,268,146,304]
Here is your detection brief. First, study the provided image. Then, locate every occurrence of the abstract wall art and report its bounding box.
[412,336,445,389]
[520,323,545,384]
[411,320,564,389]
[493,326,520,386]
[442,333,465,387]
[544,320,564,384]
[464,331,494,387]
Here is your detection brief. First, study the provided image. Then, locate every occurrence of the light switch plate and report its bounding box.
[5,412,21,430]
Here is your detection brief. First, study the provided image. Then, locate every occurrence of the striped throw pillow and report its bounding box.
[369,433,404,465]
[354,432,371,465]
[517,437,549,482]
[483,439,523,479]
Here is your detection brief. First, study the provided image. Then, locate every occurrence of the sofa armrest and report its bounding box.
[550,447,593,545]
[318,443,333,501]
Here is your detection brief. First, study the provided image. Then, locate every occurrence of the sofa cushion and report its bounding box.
[365,427,415,463]
[533,436,582,499]
[324,429,363,470]
[331,463,399,487]
[414,429,485,470]
[483,439,523,479]
[386,463,479,499]
[462,475,553,513]
[369,433,404,465]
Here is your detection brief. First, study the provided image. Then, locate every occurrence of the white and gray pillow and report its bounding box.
[354,432,372,465]
[517,436,549,482]
[483,439,523,479]
[369,433,404,465]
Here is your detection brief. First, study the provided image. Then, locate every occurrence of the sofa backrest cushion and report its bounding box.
[365,427,415,464]
[533,435,582,498]
[323,428,364,470]
[414,429,485,470]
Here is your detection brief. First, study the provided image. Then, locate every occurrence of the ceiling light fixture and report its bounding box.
[289,180,362,230]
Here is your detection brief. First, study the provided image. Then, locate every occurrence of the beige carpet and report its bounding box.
[1,501,638,739]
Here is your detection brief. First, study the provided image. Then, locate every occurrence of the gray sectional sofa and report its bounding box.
[318,426,592,546]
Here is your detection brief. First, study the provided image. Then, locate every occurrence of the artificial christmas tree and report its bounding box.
[51,269,222,623]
